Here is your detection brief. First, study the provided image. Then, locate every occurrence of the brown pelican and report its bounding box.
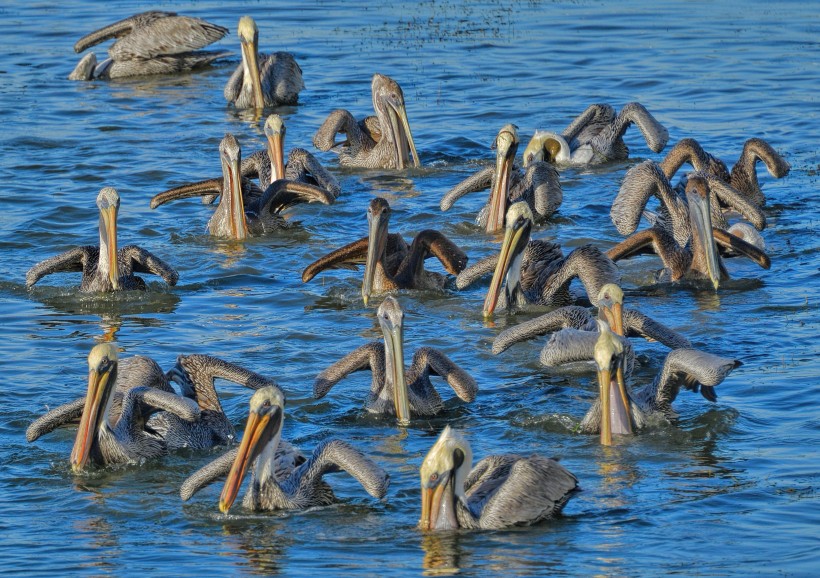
[26,349,279,466]
[455,202,619,317]
[583,320,741,445]
[69,11,229,81]
[180,386,390,512]
[224,16,304,108]
[302,197,468,305]
[440,124,562,233]
[313,73,420,169]
[418,426,578,530]
[150,134,335,240]
[314,296,477,423]
[26,187,178,292]
[521,103,669,166]
[492,284,691,379]
[607,175,771,290]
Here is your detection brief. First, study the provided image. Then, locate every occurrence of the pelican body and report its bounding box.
[522,103,669,166]
[456,202,619,317]
[419,426,579,530]
[150,134,334,239]
[440,124,562,233]
[224,16,304,108]
[69,11,229,81]
[302,197,468,305]
[313,74,420,169]
[26,187,178,292]
[180,387,389,512]
[314,296,477,423]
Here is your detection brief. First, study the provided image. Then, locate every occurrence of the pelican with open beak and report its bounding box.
[592,320,633,446]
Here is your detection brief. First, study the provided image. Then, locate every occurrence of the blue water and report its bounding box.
[1,1,817,575]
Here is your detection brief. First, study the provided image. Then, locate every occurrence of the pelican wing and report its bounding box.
[301,235,408,282]
[591,102,668,155]
[705,177,767,231]
[108,15,227,60]
[392,230,468,287]
[313,342,385,399]
[257,52,304,107]
[25,246,96,288]
[611,161,687,237]
[539,328,635,379]
[180,446,238,500]
[730,138,790,205]
[286,149,341,198]
[534,245,620,307]
[120,245,179,286]
[26,397,86,442]
[561,103,615,143]
[314,109,372,153]
[607,228,692,281]
[492,306,595,355]
[623,307,692,349]
[455,254,498,290]
[412,347,477,402]
[288,439,389,500]
[74,11,173,52]
[516,162,562,219]
[256,179,335,217]
[439,166,494,211]
[223,62,244,103]
[712,229,771,269]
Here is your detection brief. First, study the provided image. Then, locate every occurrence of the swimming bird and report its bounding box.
[180,386,390,512]
[224,16,304,108]
[69,11,229,81]
[314,296,477,423]
[440,124,562,233]
[607,175,771,289]
[26,187,178,292]
[521,103,669,166]
[456,202,619,317]
[313,73,420,169]
[302,197,468,305]
[150,134,335,239]
[418,426,578,531]
[583,320,741,445]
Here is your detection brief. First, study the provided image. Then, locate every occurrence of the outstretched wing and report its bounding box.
[180,447,238,501]
[109,14,227,60]
[539,328,635,379]
[412,347,477,402]
[534,244,620,307]
[290,438,389,500]
[439,166,494,211]
[26,246,96,288]
[26,398,86,442]
[492,306,595,355]
[313,342,385,399]
[623,307,692,349]
[120,245,179,286]
[256,179,335,216]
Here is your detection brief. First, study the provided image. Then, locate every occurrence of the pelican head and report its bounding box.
[376,296,410,424]
[593,319,632,446]
[486,124,520,233]
[219,386,286,513]
[684,175,721,290]
[70,343,119,472]
[596,283,624,336]
[237,16,264,109]
[372,73,420,169]
[522,131,569,166]
[363,197,391,306]
[219,134,248,240]
[264,114,287,182]
[96,187,120,290]
[483,202,533,318]
[419,426,473,531]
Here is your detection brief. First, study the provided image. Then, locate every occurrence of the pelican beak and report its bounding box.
[70,361,117,472]
[687,181,721,290]
[601,301,624,337]
[483,215,530,318]
[382,314,410,424]
[219,405,282,513]
[419,470,451,531]
[615,356,632,435]
[223,150,248,240]
[388,100,420,169]
[264,120,286,182]
[363,208,389,306]
[486,128,518,234]
[99,203,119,290]
[597,365,613,447]
[240,30,265,109]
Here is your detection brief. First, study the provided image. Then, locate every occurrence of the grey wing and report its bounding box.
[150,178,223,208]
[120,245,179,286]
[591,102,669,155]
[313,109,371,152]
[647,349,742,409]
[413,347,477,402]
[611,160,684,237]
[519,162,562,219]
[74,11,172,52]
[259,52,304,106]
[705,176,767,231]
[26,397,86,442]
[132,387,201,422]
[539,328,634,379]
[534,245,620,307]
[256,179,335,217]
[286,149,341,198]
[492,306,595,355]
[224,62,244,103]
[293,439,389,499]
[439,166,494,211]
[313,342,385,399]
[455,254,498,289]
[180,447,238,500]
[562,103,615,143]
[26,246,96,288]
[109,15,227,60]
[622,307,692,349]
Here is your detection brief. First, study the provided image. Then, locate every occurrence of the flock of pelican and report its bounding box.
[27,11,790,531]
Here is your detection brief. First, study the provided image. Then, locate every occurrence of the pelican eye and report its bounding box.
[429,472,438,482]
[261,400,271,408]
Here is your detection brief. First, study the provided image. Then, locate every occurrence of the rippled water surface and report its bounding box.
[1,1,817,575]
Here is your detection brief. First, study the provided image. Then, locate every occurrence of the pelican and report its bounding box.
[26,187,178,292]
[440,124,562,233]
[27,349,279,464]
[607,175,771,289]
[456,202,619,317]
[583,320,741,445]
[180,386,390,512]
[419,426,578,530]
[521,103,669,166]
[313,73,420,169]
[302,197,468,305]
[150,134,335,240]
[314,296,477,423]
[69,11,229,81]
[224,16,304,108]
[492,284,691,378]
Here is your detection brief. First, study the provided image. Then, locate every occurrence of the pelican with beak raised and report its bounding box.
[26,187,178,292]
[313,296,477,424]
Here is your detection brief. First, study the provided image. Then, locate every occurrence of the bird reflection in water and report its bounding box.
[420,531,463,576]
[73,515,120,572]
[221,521,290,575]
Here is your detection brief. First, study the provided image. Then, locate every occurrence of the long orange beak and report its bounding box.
[265,126,286,182]
[419,476,449,531]
[99,204,119,289]
[70,366,115,472]
[483,219,527,318]
[486,141,515,234]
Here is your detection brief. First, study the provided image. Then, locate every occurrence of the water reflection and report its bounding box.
[420,531,464,576]
[73,515,120,571]
[221,520,291,575]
